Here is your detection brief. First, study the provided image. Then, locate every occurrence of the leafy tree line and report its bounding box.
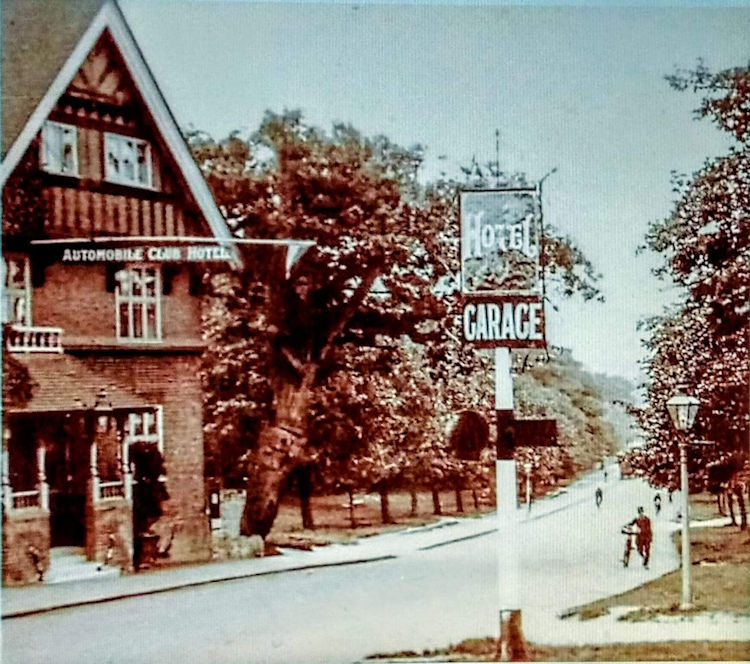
[195,111,608,538]
[625,61,749,528]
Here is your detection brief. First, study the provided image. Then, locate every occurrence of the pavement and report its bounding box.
[2,507,498,619]
[4,463,748,653]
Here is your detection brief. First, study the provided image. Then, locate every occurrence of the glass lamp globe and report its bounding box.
[666,388,700,432]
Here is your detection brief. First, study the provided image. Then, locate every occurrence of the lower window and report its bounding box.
[115,267,161,341]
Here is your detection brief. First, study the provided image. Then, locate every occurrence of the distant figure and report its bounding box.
[653,492,662,515]
[668,490,674,503]
[628,506,653,567]
[604,469,608,482]
[595,486,603,508]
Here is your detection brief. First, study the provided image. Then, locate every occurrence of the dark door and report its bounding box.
[46,436,88,547]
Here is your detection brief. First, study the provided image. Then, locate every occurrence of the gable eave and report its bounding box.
[0,0,231,244]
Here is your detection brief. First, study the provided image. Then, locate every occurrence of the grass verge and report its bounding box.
[370,639,750,661]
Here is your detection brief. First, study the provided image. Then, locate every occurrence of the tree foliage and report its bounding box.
[627,62,749,514]
[198,111,604,537]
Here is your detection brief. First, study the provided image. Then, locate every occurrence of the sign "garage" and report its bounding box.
[462,296,545,348]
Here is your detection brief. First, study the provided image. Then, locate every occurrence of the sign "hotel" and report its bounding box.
[459,189,545,348]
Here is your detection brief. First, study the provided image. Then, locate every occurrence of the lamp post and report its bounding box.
[665,386,700,610]
[524,462,532,514]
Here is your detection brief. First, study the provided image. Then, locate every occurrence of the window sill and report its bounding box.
[103,176,155,192]
[63,337,205,354]
[41,168,80,179]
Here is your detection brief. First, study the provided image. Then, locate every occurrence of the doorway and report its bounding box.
[46,429,89,547]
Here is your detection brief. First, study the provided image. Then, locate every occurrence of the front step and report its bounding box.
[46,547,121,584]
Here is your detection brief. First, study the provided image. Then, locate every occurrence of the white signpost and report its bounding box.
[459,186,546,660]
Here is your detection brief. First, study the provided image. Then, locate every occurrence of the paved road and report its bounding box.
[1,467,683,664]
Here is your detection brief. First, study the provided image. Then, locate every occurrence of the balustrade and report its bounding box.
[99,481,125,500]
[6,325,63,353]
[11,490,40,509]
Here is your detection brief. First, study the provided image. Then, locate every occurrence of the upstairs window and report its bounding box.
[105,133,152,187]
[115,267,161,341]
[41,121,78,175]
[1,256,31,325]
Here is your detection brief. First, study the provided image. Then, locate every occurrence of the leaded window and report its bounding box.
[115,267,161,341]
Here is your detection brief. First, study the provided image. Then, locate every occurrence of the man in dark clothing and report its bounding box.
[629,506,652,567]
[654,492,662,515]
[595,486,603,508]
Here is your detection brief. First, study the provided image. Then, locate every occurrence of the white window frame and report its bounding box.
[104,132,153,188]
[1,255,32,325]
[126,407,164,454]
[41,121,79,176]
[115,266,162,342]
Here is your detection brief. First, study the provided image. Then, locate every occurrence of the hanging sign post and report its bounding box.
[459,184,551,660]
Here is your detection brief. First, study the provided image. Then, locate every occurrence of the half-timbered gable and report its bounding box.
[37,30,207,239]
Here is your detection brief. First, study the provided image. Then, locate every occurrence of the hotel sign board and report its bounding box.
[459,189,545,348]
[29,242,235,263]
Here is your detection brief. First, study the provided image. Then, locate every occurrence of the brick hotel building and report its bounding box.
[1,0,251,583]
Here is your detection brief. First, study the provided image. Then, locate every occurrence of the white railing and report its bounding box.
[11,490,40,509]
[6,325,63,353]
[99,481,125,500]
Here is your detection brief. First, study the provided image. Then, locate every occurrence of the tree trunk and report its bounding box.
[717,492,725,516]
[410,487,418,517]
[432,487,442,515]
[455,487,464,513]
[347,488,357,529]
[734,485,747,530]
[472,489,480,511]
[297,465,315,530]
[727,490,738,526]
[241,382,313,538]
[379,487,393,524]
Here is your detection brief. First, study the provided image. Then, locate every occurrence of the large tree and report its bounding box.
[628,62,749,524]
[199,112,602,538]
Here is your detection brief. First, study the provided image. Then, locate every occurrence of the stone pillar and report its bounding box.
[37,445,49,512]
[89,442,99,504]
[2,449,12,513]
[2,428,12,512]
[123,435,133,503]
[85,415,133,570]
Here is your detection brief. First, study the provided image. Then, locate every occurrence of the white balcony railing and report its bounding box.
[11,490,40,509]
[6,325,63,353]
[99,481,125,500]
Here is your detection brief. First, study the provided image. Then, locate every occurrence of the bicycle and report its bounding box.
[621,524,638,567]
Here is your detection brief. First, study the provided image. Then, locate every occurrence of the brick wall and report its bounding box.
[73,353,211,564]
[85,492,133,570]
[24,257,211,566]
[33,262,202,342]
[2,508,50,585]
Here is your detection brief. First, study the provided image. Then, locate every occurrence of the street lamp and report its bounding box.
[665,385,700,610]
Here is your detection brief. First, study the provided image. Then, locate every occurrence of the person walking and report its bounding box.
[653,492,662,515]
[595,486,603,508]
[628,506,653,568]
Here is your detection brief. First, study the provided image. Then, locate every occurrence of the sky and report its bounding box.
[121,0,750,384]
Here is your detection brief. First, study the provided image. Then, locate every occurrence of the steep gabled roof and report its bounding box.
[1,0,232,243]
[2,0,106,156]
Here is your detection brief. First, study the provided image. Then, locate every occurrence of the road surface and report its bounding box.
[2,467,679,664]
